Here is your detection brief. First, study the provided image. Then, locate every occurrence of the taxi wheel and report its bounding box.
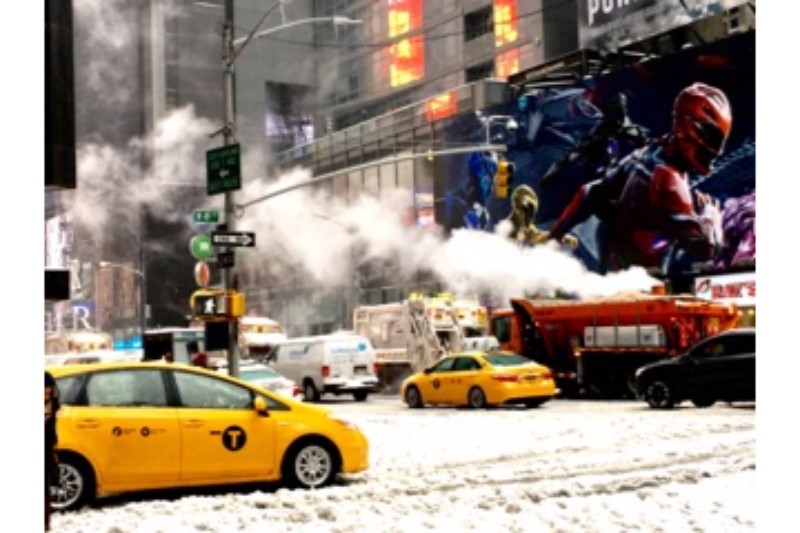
[51,454,95,512]
[283,439,338,489]
[468,387,487,409]
[405,386,424,409]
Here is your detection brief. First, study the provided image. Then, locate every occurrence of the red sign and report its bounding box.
[424,92,457,122]
[194,261,211,288]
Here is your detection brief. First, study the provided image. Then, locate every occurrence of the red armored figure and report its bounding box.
[539,83,733,274]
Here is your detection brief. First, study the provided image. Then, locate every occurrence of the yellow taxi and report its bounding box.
[400,351,558,409]
[48,361,369,511]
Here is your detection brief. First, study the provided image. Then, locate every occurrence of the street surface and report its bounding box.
[52,395,756,532]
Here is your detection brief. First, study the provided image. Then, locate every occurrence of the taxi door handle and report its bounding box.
[182,419,205,428]
[77,419,99,429]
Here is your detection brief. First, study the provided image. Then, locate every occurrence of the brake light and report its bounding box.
[293,384,301,398]
[373,363,380,376]
[492,374,519,383]
[322,365,330,377]
[538,371,553,379]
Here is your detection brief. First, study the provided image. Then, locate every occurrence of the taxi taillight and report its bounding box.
[322,365,330,377]
[373,363,380,376]
[492,374,519,383]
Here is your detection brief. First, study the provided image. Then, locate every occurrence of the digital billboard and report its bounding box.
[437,31,754,278]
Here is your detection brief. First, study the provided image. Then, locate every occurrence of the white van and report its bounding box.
[268,334,379,402]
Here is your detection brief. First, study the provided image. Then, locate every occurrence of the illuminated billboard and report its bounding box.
[387,0,425,88]
[438,31,754,278]
[577,0,751,50]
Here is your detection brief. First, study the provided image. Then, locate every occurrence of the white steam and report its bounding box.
[70,106,215,236]
[236,170,659,302]
[67,0,659,308]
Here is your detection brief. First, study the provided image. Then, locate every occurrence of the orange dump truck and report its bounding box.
[490,290,739,398]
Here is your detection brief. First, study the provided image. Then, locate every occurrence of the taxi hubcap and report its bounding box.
[52,463,83,510]
[295,445,331,487]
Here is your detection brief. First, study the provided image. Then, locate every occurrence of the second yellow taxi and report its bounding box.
[400,351,558,409]
[48,361,369,511]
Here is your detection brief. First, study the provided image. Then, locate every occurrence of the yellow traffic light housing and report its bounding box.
[190,288,227,321]
[495,161,514,199]
[190,289,246,321]
[226,291,246,318]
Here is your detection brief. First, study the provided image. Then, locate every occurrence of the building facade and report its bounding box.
[45,1,755,341]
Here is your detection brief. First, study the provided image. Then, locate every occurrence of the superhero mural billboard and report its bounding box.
[436,31,754,277]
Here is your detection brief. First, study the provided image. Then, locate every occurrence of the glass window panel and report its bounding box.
[174,371,252,410]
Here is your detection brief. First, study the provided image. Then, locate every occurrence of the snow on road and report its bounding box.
[52,398,756,532]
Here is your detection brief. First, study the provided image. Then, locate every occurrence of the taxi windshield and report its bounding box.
[483,354,530,367]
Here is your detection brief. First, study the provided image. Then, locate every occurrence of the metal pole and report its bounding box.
[223,0,239,377]
[139,211,147,340]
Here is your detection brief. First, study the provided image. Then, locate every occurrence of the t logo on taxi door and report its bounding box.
[222,426,247,451]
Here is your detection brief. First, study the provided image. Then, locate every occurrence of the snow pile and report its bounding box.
[52,399,755,532]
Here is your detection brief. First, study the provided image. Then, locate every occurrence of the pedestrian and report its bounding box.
[45,371,61,531]
[162,352,174,363]
[188,340,209,368]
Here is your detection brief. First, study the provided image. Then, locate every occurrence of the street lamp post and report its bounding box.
[99,261,147,347]
[219,0,361,377]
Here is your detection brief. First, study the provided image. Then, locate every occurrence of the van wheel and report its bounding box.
[303,380,320,402]
[352,390,368,402]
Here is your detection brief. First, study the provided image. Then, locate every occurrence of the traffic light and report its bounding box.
[495,161,514,199]
[190,289,246,320]
[190,289,227,320]
[226,291,246,318]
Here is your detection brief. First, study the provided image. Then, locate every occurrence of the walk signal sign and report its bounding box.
[190,289,246,321]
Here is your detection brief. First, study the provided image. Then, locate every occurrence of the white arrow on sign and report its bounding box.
[211,231,256,247]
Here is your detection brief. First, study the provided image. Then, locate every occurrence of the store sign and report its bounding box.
[694,272,755,306]
[576,0,747,50]
[583,0,656,28]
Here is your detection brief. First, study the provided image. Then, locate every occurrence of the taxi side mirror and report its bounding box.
[253,396,269,416]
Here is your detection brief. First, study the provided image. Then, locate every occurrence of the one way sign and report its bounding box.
[211,231,256,247]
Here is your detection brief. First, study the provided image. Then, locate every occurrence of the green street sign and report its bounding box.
[193,209,220,224]
[189,234,213,260]
[206,144,241,196]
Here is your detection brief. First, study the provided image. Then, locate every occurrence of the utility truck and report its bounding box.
[490,289,739,398]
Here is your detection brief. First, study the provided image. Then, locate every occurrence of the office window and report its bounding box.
[495,47,520,79]
[494,0,519,47]
[465,6,493,42]
[466,61,494,82]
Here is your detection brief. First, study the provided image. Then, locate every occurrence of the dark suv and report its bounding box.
[634,328,755,409]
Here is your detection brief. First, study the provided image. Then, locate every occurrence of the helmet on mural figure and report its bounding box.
[672,83,732,175]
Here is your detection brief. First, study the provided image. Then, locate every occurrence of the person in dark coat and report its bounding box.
[45,371,61,531]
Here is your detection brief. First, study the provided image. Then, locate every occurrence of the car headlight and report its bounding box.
[332,417,359,431]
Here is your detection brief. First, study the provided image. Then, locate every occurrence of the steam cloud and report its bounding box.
[235,169,659,304]
[66,0,659,316]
